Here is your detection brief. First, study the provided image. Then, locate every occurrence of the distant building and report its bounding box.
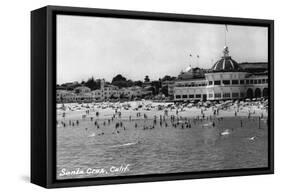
[92,80,120,100]
[56,90,76,103]
[178,66,205,80]
[174,46,268,101]
[56,79,151,103]
[174,78,208,101]
[119,86,143,99]
[91,80,144,100]
[73,86,91,93]
[128,86,143,97]
[239,62,268,73]
[73,86,93,102]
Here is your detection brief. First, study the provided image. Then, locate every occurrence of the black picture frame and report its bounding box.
[31,5,274,188]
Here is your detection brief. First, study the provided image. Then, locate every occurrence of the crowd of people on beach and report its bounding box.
[57,100,268,139]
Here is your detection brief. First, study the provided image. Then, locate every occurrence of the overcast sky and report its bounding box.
[57,15,268,84]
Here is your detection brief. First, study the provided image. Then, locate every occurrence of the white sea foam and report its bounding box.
[109,142,138,148]
[202,122,213,127]
[220,129,231,136]
[88,133,96,137]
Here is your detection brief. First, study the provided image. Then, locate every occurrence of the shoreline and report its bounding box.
[56,100,268,121]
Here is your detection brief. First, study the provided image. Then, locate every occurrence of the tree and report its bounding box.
[112,74,127,82]
[151,81,161,95]
[61,82,81,91]
[162,75,176,81]
[134,80,143,87]
[127,79,134,87]
[84,77,100,90]
[160,85,169,96]
[112,74,128,88]
[144,75,150,82]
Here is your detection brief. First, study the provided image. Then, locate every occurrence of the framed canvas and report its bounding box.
[31,5,274,188]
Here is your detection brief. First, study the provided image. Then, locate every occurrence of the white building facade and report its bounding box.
[174,47,268,101]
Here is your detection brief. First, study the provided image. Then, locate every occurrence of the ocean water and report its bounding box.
[57,115,268,179]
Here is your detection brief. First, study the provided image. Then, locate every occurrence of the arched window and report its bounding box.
[246,88,253,98]
[255,88,261,98]
[263,88,268,97]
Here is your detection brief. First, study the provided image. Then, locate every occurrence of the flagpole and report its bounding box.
[224,26,226,46]
[189,53,192,68]
[225,25,228,47]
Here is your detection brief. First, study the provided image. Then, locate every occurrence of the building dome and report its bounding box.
[178,67,205,80]
[184,65,192,72]
[210,46,241,72]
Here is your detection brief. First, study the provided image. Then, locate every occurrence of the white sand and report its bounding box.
[57,100,268,121]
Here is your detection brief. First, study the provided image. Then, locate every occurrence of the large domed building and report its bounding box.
[173,46,268,101]
[210,46,241,72]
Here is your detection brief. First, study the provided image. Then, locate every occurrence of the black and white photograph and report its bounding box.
[56,14,270,180]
